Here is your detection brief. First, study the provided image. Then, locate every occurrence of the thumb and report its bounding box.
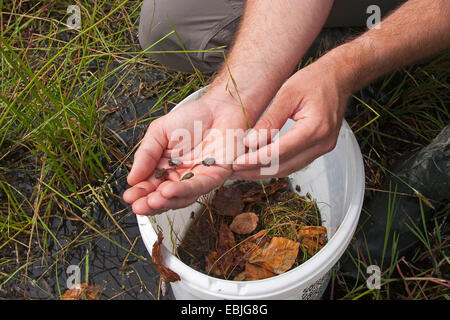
[245,87,298,149]
[127,119,167,186]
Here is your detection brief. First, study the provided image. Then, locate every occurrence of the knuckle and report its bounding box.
[322,136,338,153]
[313,120,338,154]
[259,115,278,130]
[315,122,333,141]
[279,81,295,94]
[149,117,162,128]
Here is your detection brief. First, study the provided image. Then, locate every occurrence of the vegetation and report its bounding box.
[0,0,448,299]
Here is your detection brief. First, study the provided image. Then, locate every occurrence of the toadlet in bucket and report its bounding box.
[137,86,365,300]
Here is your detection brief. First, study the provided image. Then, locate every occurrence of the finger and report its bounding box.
[158,166,230,199]
[180,131,225,165]
[230,169,266,180]
[163,146,198,165]
[233,118,321,170]
[124,156,184,203]
[245,84,301,149]
[146,190,198,214]
[231,143,325,180]
[127,120,167,186]
[162,149,195,166]
[132,196,154,215]
[123,180,160,203]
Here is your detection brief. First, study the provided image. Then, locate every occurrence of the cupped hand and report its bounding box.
[123,93,249,215]
[231,59,351,179]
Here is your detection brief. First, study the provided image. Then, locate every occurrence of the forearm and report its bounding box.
[205,0,334,124]
[325,0,450,95]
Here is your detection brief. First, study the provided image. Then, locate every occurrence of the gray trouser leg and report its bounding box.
[139,0,405,73]
[138,0,243,73]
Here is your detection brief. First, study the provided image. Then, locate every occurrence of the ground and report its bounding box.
[0,0,448,300]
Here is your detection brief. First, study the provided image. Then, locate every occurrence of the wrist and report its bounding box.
[200,86,258,126]
[204,68,285,125]
[320,39,381,95]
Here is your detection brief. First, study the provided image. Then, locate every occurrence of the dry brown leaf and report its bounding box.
[233,263,276,281]
[239,240,261,260]
[230,212,259,235]
[297,226,327,256]
[242,179,288,203]
[152,230,165,265]
[212,186,244,216]
[206,249,242,277]
[205,251,223,276]
[218,221,236,251]
[61,283,102,300]
[245,262,276,280]
[206,222,238,277]
[297,226,327,239]
[237,230,268,261]
[205,250,236,277]
[264,179,289,196]
[153,264,181,282]
[233,271,249,281]
[248,237,300,274]
[233,249,246,268]
[152,231,181,282]
[217,221,237,274]
[241,188,264,203]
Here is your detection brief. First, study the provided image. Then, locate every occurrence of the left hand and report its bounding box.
[231,58,350,179]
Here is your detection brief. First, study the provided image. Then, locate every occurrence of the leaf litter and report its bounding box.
[152,230,181,282]
[212,186,244,216]
[61,283,103,300]
[177,178,328,281]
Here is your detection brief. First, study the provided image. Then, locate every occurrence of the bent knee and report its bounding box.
[138,0,204,72]
[138,0,172,53]
[138,0,240,73]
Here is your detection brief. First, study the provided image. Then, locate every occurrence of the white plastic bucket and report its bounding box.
[137,87,365,300]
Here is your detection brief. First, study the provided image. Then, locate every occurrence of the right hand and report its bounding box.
[123,92,250,215]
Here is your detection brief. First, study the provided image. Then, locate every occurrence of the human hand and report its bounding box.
[123,92,249,215]
[231,58,351,179]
